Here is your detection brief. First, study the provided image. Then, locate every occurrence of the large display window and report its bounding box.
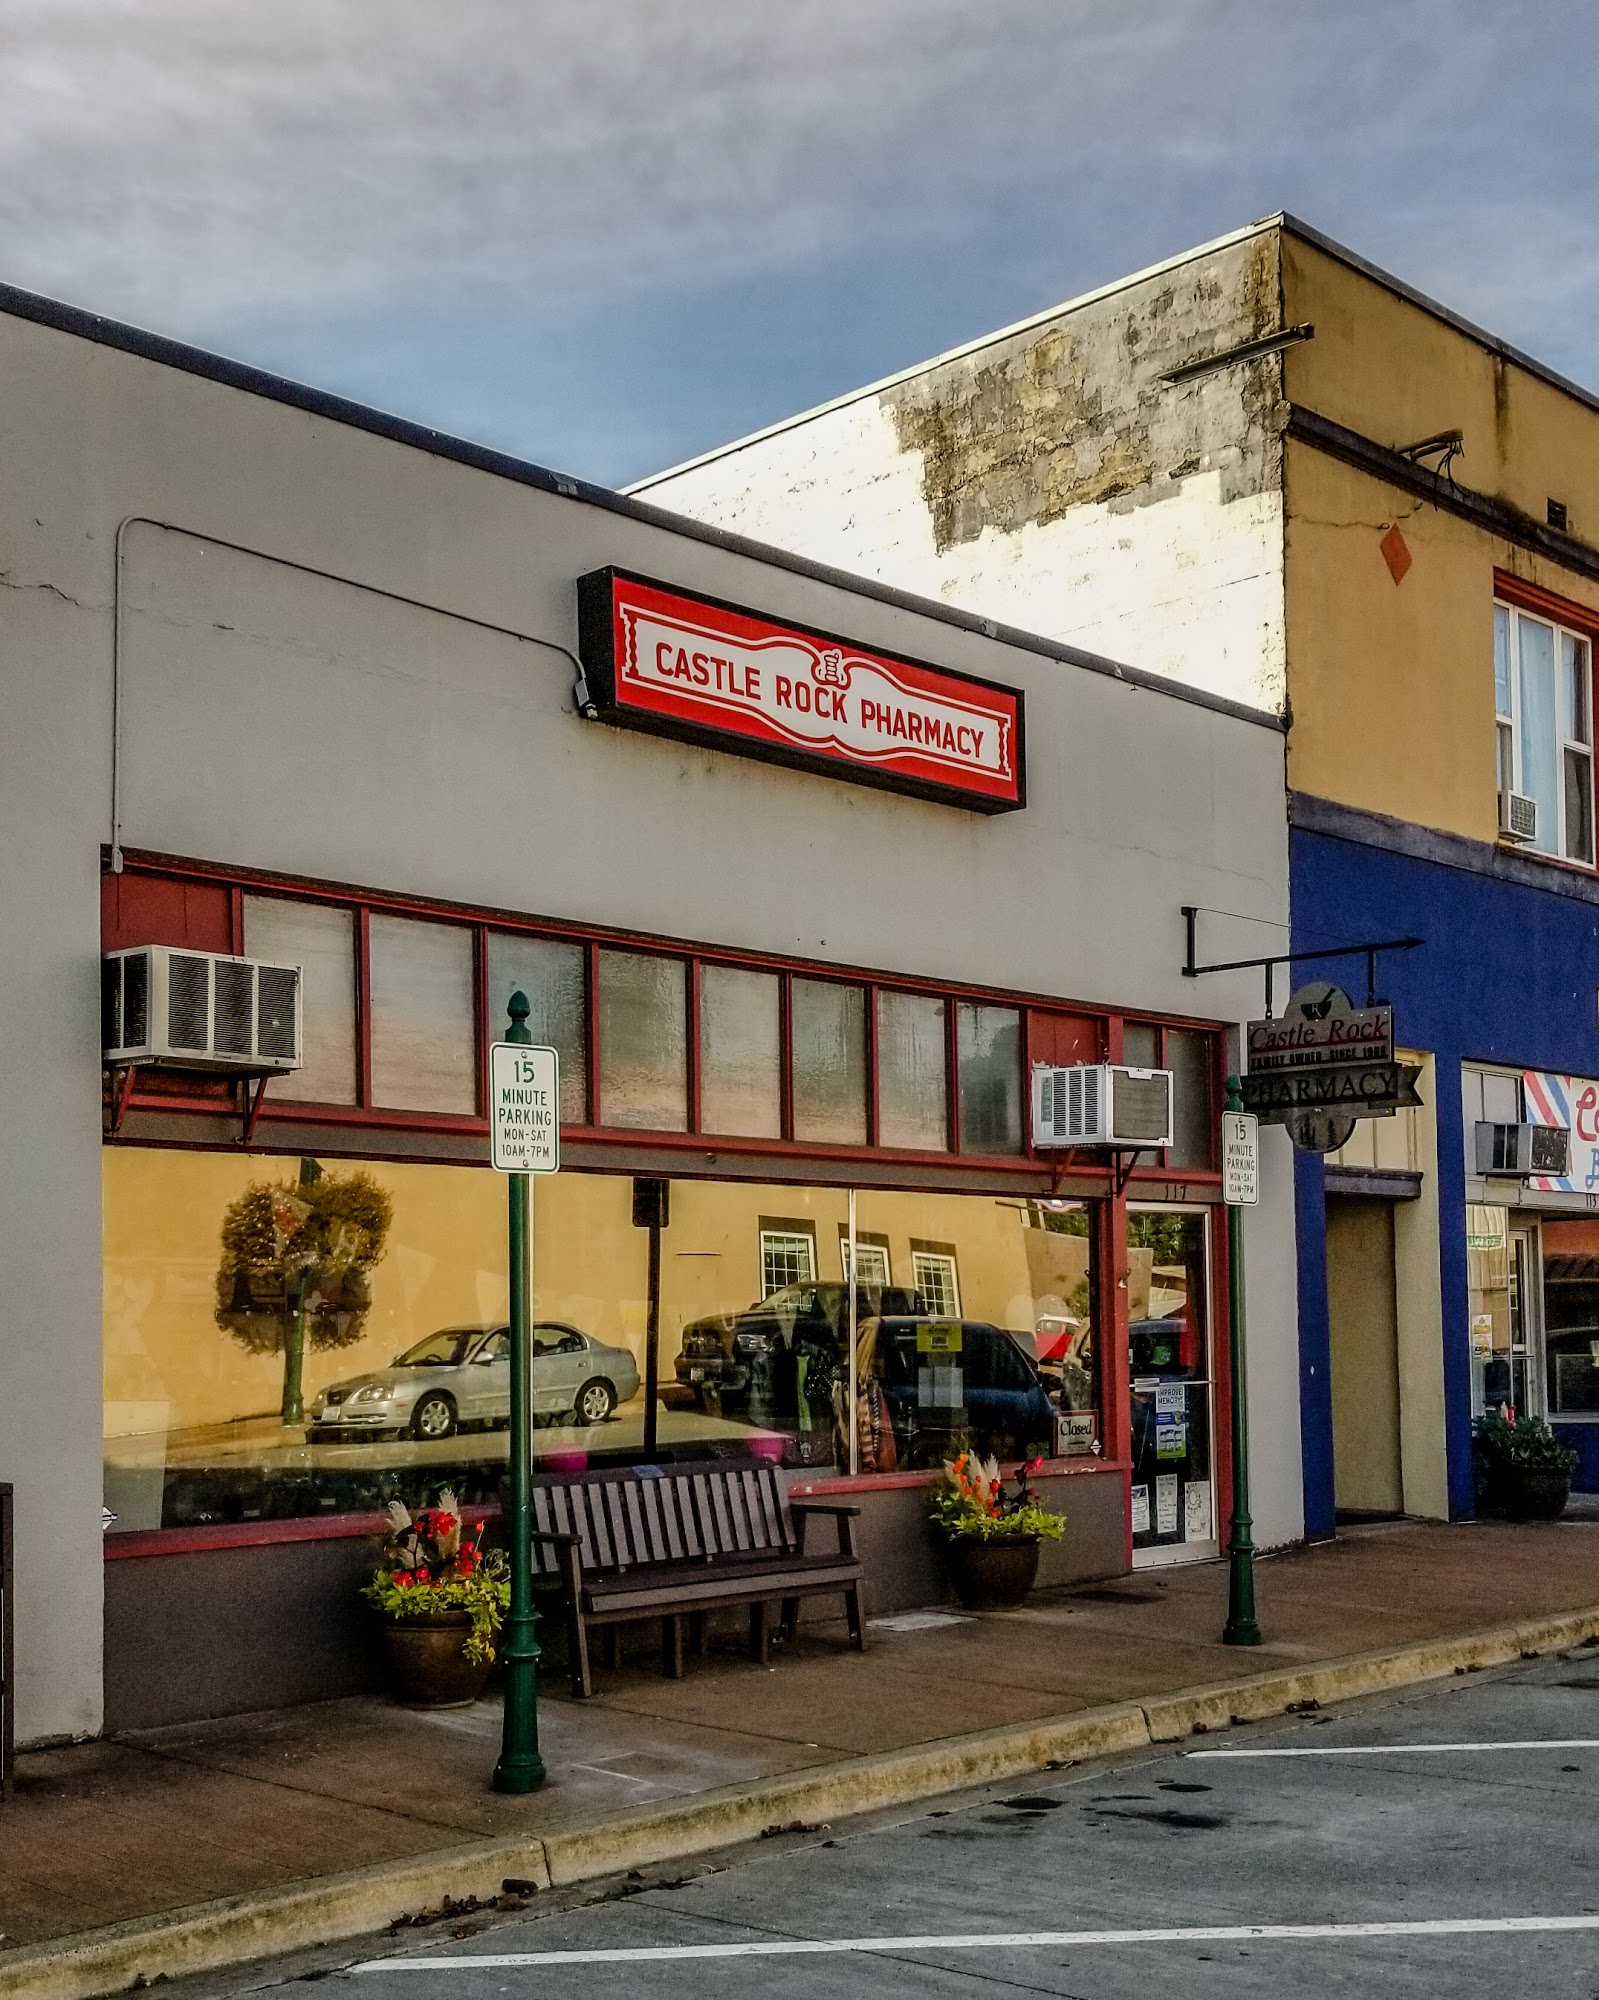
[104,1150,1112,1533]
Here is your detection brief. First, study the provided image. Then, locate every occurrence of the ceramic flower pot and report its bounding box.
[943,1534,1041,1610]
[1498,1466,1571,1522]
[381,1611,492,1708]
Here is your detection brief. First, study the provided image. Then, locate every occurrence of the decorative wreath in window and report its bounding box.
[215,1163,393,1356]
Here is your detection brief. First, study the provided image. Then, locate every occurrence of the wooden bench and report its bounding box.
[526,1459,865,1698]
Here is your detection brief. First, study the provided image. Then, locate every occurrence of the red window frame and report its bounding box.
[102,848,1225,1188]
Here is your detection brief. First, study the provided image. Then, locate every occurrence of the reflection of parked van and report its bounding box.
[870,1318,1055,1463]
[676,1283,919,1412]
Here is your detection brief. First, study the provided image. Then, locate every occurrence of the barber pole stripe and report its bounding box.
[1522,1069,1574,1192]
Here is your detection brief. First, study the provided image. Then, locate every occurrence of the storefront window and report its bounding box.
[878,991,947,1150]
[849,1190,1098,1473]
[1126,1208,1214,1555]
[791,978,867,1144]
[241,896,357,1105]
[368,914,476,1115]
[1542,1217,1599,1416]
[597,950,687,1130]
[105,1150,1117,1531]
[955,1002,1022,1154]
[486,933,587,1123]
[698,966,781,1138]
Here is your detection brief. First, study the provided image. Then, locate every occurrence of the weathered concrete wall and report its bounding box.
[640,228,1290,713]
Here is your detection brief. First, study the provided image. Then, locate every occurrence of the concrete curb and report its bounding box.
[3,1601,1597,2000]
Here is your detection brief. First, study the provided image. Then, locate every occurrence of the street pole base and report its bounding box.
[491,1756,547,1794]
[1222,1619,1263,1647]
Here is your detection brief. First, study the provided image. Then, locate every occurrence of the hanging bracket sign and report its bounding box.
[489,1044,561,1174]
[1244,984,1421,1152]
[577,569,1025,813]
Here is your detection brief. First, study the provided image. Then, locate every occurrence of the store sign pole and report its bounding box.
[1221,1081,1262,1648]
[489,999,558,1795]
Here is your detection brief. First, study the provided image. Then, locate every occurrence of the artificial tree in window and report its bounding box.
[214,1160,393,1425]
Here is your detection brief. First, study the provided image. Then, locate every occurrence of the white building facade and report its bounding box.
[1,283,1294,1743]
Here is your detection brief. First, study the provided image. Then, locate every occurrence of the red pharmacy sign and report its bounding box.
[577,570,1025,812]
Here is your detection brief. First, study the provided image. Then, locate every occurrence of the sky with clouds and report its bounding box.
[2,1,1596,486]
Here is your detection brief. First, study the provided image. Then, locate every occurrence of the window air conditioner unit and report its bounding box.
[1498,790,1538,843]
[1032,1064,1174,1150]
[101,946,303,1073]
[1475,1120,1569,1178]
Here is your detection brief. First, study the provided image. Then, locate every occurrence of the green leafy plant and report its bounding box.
[931,1451,1065,1542]
[215,1161,393,1422]
[362,1489,509,1664]
[1473,1409,1578,1475]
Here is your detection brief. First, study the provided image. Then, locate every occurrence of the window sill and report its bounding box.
[104,1503,499,1559]
[791,1457,1126,1498]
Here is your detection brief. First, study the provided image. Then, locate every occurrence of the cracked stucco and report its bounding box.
[884,235,1287,554]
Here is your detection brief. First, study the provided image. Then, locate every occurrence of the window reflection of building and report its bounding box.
[910,1247,961,1316]
[106,1154,1138,1525]
[759,1226,817,1297]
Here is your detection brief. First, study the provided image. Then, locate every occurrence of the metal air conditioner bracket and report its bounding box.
[241,1074,272,1145]
[1110,1149,1142,1197]
[107,1063,138,1137]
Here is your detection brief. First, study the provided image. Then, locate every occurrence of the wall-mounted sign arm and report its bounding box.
[1180,907,1423,1015]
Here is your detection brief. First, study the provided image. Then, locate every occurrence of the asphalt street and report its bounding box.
[284,1654,1599,2000]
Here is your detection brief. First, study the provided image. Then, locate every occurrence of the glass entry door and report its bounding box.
[1468,1210,1543,1419]
[1127,1207,1216,1561]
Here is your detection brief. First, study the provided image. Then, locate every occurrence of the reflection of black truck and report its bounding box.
[675,1283,920,1418]
[872,1318,1056,1465]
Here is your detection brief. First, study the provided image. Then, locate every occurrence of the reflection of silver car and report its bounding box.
[308,1323,640,1441]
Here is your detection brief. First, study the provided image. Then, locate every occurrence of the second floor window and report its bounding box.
[1496,601,1594,865]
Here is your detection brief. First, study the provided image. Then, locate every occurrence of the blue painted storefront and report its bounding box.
[1291,812,1599,1535]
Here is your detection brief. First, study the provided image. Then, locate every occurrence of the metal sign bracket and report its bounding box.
[1180,906,1423,1015]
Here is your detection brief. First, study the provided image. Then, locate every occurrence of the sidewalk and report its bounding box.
[3,1516,1599,1968]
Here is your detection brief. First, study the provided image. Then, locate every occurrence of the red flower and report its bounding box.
[432,1512,458,1536]
[415,1566,431,1585]
[395,1573,413,1589]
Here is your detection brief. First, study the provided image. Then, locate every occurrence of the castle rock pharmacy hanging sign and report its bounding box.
[577,569,1025,813]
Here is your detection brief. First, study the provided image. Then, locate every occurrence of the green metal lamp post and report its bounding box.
[493,991,547,1794]
[1222,1075,1262,1647]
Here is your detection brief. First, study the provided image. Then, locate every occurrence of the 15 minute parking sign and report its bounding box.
[1222,1109,1259,1206]
[489,1044,560,1174]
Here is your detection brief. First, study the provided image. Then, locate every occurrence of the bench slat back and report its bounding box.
[529,1460,795,1577]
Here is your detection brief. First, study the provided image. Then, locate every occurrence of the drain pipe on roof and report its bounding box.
[108,516,595,873]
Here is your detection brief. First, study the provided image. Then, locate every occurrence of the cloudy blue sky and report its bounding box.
[2,1,1596,487]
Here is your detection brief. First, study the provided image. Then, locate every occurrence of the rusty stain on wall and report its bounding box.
[885,235,1288,554]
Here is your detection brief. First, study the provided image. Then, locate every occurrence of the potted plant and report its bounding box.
[363,1490,509,1707]
[931,1452,1064,1609]
[1473,1410,1578,1521]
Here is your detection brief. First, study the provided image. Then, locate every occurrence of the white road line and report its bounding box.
[354,1915,1599,1969]
[1186,1739,1599,1759]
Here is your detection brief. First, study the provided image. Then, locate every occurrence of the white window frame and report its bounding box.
[844,1236,892,1287]
[911,1249,961,1316]
[1496,600,1595,865]
[760,1228,816,1298]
